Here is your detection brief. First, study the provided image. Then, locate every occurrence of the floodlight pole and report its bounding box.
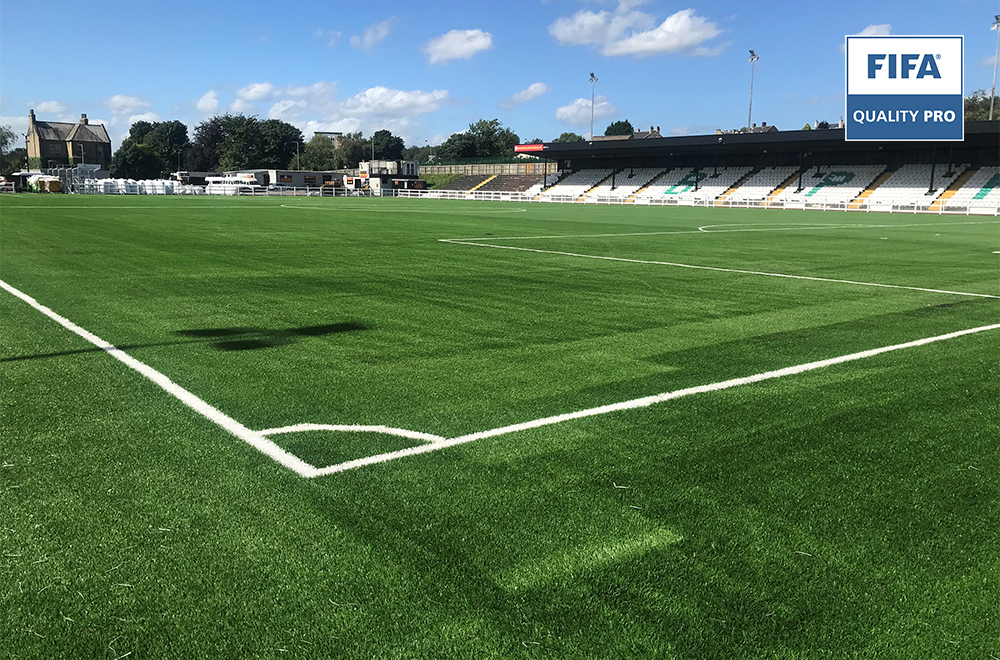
[747,50,760,133]
[589,73,598,141]
[991,15,1000,120]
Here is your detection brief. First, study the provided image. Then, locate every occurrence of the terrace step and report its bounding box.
[468,175,497,192]
[929,167,976,210]
[848,170,894,209]
[627,170,672,202]
[577,171,616,201]
[715,168,759,205]
[764,171,802,206]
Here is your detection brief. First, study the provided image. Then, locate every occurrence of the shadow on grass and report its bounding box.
[1,322,369,362]
[176,322,368,351]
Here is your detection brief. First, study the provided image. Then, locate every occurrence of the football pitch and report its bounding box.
[2,194,998,658]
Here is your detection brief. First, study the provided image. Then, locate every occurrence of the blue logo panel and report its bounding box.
[846,94,963,140]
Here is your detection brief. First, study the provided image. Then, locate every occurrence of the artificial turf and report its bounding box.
[1,194,998,659]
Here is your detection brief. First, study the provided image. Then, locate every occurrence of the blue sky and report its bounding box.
[2,0,998,148]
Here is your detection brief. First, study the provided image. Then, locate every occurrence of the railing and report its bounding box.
[392,188,1000,215]
[40,181,1000,215]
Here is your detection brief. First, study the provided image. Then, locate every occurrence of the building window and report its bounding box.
[49,144,62,156]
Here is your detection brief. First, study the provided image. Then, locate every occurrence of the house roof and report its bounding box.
[34,120,111,144]
[66,122,111,143]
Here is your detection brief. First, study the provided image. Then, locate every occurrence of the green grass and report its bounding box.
[1,194,998,659]
[422,173,463,189]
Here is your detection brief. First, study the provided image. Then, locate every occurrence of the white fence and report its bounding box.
[38,178,1000,215]
[392,188,1000,215]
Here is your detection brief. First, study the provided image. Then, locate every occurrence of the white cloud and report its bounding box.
[196,91,219,114]
[350,18,394,50]
[229,98,255,113]
[840,24,891,52]
[286,81,338,98]
[103,95,152,114]
[0,115,29,138]
[260,82,448,142]
[34,101,68,114]
[128,112,161,124]
[980,54,998,68]
[341,87,449,117]
[314,28,343,47]
[603,9,721,56]
[550,3,721,57]
[555,94,617,126]
[236,82,277,101]
[424,29,493,64]
[499,82,551,109]
[550,8,652,46]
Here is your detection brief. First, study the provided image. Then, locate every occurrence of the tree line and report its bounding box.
[15,95,996,181]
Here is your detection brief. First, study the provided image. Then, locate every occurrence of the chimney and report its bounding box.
[29,108,35,120]
[80,113,89,125]
[656,126,660,134]
[761,122,767,127]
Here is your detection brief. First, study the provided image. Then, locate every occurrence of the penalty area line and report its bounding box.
[0,279,319,478]
[311,321,1000,476]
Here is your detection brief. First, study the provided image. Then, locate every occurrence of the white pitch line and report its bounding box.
[439,239,1000,299]
[0,279,319,478]
[445,219,999,242]
[310,322,1000,476]
[260,423,445,444]
[0,205,259,209]
[280,204,527,214]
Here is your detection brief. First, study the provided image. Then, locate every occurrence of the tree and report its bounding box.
[466,118,520,157]
[553,132,585,143]
[185,114,301,171]
[300,134,337,171]
[141,120,189,171]
[111,142,166,179]
[435,132,477,160]
[188,115,228,171]
[2,148,27,177]
[258,119,302,169]
[334,132,370,169]
[964,89,1000,121]
[0,125,22,176]
[527,138,543,144]
[604,120,634,136]
[371,129,405,160]
[127,121,155,144]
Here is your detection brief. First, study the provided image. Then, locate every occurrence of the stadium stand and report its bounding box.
[770,165,885,206]
[724,166,798,203]
[941,166,1000,208]
[540,168,614,198]
[442,174,492,191]
[635,166,753,201]
[476,174,548,193]
[583,168,666,199]
[862,164,970,208]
